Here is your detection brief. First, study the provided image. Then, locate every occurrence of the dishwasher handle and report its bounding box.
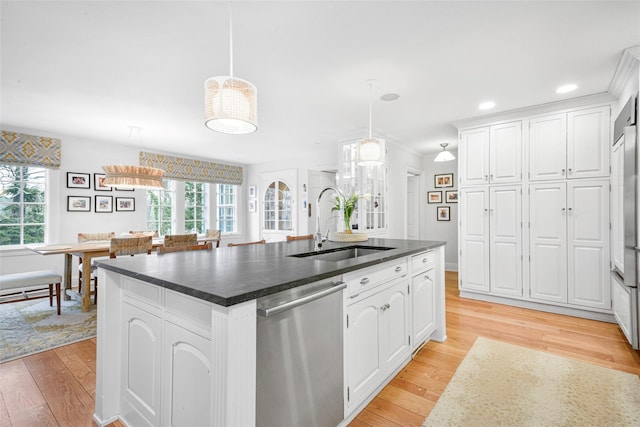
[257,282,347,317]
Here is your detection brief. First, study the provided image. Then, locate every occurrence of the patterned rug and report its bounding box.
[423,337,640,427]
[0,297,96,363]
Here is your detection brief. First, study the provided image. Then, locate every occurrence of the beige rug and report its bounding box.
[423,337,640,427]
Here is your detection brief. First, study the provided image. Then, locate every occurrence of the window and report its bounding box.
[185,181,207,234]
[264,180,293,231]
[0,165,46,246]
[147,180,176,236]
[339,141,386,232]
[217,184,236,233]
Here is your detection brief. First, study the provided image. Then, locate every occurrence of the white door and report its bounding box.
[260,169,298,242]
[406,173,420,240]
[490,186,522,297]
[567,106,610,179]
[490,121,522,184]
[529,113,567,181]
[460,187,490,292]
[411,269,436,346]
[567,180,610,309]
[529,183,567,303]
[459,127,490,186]
[611,139,625,273]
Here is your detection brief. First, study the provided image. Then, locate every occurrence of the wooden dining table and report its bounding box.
[29,236,220,312]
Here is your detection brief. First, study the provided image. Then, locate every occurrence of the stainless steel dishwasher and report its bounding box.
[256,277,346,427]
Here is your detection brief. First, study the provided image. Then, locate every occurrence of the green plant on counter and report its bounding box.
[332,192,370,233]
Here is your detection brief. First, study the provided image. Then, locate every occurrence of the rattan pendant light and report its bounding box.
[357,80,385,166]
[204,2,257,134]
[102,127,165,190]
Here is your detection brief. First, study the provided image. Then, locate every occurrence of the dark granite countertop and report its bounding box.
[96,238,445,307]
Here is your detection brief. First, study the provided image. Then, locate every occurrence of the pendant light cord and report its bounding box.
[229,1,234,77]
[368,81,373,139]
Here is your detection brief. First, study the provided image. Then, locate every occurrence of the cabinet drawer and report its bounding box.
[411,251,435,273]
[345,259,408,297]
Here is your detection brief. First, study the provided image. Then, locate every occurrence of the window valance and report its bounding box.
[139,151,243,185]
[0,130,61,169]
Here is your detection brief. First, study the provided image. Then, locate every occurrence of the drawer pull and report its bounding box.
[360,277,370,286]
[425,275,431,281]
[422,258,428,263]
[394,266,402,273]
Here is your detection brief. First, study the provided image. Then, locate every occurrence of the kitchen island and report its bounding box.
[93,238,446,427]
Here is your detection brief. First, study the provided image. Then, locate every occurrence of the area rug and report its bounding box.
[423,337,640,427]
[0,298,96,363]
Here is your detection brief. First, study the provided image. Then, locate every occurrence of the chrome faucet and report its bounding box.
[315,186,346,250]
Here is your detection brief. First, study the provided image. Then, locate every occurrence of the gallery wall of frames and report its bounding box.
[66,172,136,213]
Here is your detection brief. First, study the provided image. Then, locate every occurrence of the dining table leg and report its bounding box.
[81,252,93,312]
[63,253,72,301]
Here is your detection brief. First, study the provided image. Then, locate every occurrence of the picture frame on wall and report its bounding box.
[248,199,256,213]
[67,196,91,212]
[427,191,442,204]
[249,185,257,198]
[437,206,450,221]
[446,190,458,203]
[94,173,112,191]
[434,173,454,188]
[115,197,135,212]
[115,187,135,192]
[95,195,113,213]
[67,172,90,189]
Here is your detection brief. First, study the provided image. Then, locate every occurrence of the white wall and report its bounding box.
[423,151,458,271]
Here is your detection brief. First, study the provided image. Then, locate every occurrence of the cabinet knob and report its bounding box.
[380,303,391,311]
[422,258,428,263]
[568,168,573,174]
[561,168,566,175]
[484,174,489,181]
[360,277,370,286]
[490,174,494,180]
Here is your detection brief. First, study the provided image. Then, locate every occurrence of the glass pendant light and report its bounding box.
[356,80,385,167]
[434,143,455,162]
[204,2,257,134]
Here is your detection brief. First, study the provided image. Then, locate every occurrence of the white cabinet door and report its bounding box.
[163,321,213,427]
[459,127,490,186]
[123,302,162,426]
[460,187,490,292]
[346,295,383,410]
[490,121,522,184]
[567,107,610,179]
[529,113,567,181]
[411,269,435,347]
[490,186,522,297]
[567,180,610,309]
[379,281,410,369]
[529,183,567,303]
[611,140,624,273]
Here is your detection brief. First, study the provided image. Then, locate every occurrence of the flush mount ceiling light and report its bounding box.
[102,127,165,190]
[434,143,455,162]
[357,80,385,167]
[556,84,577,94]
[479,101,496,110]
[204,2,257,134]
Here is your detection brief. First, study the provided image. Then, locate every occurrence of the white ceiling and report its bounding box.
[1,1,639,165]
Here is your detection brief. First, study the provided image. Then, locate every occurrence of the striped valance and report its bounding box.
[139,151,243,185]
[1,131,61,169]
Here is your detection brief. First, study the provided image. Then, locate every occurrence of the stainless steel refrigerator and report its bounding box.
[611,94,639,350]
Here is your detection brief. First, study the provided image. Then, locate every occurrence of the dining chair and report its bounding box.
[286,234,314,241]
[129,230,159,237]
[228,239,266,247]
[205,229,222,247]
[163,233,198,248]
[109,236,153,258]
[77,232,115,299]
[158,242,213,254]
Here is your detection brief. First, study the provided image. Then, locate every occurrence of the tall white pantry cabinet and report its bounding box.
[458,104,612,317]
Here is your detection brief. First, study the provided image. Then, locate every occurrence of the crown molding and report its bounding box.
[609,45,640,99]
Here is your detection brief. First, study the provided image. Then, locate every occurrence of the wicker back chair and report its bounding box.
[205,229,222,247]
[129,230,159,238]
[77,232,115,299]
[163,233,198,248]
[158,242,213,254]
[228,239,266,247]
[286,234,314,241]
[110,236,153,258]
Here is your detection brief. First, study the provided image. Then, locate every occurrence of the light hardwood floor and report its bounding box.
[1,272,638,426]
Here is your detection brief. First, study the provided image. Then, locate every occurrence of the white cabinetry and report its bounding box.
[529,106,610,181]
[611,139,624,273]
[460,186,522,297]
[459,121,522,186]
[529,180,610,309]
[410,250,436,348]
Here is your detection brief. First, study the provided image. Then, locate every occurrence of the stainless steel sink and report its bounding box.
[289,245,394,262]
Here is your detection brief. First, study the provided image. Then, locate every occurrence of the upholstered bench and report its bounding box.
[0,270,63,315]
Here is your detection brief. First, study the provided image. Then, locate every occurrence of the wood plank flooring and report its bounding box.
[1,272,638,426]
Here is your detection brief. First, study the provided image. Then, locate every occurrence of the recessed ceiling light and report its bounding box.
[556,84,577,94]
[479,101,495,110]
[380,93,400,101]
